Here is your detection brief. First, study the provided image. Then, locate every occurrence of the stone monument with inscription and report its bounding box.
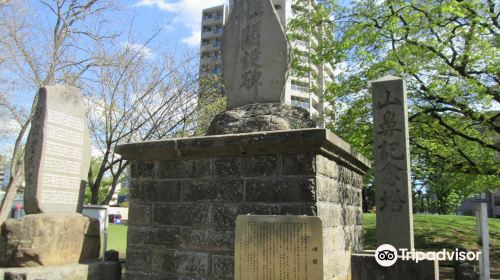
[24,85,91,214]
[235,215,323,280]
[0,86,120,279]
[209,0,314,135]
[350,76,438,280]
[372,76,414,250]
[222,0,290,108]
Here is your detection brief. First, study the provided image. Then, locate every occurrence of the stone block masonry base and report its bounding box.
[116,128,371,280]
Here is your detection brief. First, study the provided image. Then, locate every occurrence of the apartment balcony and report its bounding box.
[324,63,336,78]
[200,56,221,66]
[201,42,221,53]
[202,15,224,26]
[201,29,224,39]
[290,85,319,105]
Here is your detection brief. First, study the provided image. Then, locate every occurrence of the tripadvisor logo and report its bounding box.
[375,244,481,267]
[375,244,398,267]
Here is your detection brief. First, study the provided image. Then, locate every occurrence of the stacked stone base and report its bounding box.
[116,129,371,280]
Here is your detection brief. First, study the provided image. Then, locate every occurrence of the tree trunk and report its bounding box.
[0,161,24,224]
[101,162,128,205]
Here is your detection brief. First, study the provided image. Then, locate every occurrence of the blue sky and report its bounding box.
[125,0,229,47]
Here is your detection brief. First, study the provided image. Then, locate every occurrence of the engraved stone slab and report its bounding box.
[222,0,290,108]
[372,76,414,249]
[235,215,323,280]
[24,85,91,214]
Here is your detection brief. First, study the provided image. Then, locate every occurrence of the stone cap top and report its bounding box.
[115,128,372,174]
[372,75,402,83]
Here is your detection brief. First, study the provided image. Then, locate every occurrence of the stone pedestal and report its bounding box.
[116,128,371,280]
[0,214,100,267]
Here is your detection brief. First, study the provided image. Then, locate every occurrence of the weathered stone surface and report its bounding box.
[153,203,210,227]
[180,228,234,251]
[244,176,316,202]
[212,255,234,278]
[129,180,182,202]
[117,129,372,280]
[182,179,244,202]
[372,76,414,249]
[116,129,371,175]
[351,253,439,280]
[128,202,152,226]
[207,103,314,135]
[222,0,290,108]
[157,159,211,179]
[0,214,100,267]
[0,261,121,280]
[24,85,91,214]
[127,226,180,248]
[211,204,279,228]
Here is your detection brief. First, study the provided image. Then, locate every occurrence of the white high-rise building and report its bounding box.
[199,5,229,78]
[199,1,334,124]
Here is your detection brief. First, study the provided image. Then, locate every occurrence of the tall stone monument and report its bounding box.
[372,76,414,250]
[0,86,120,280]
[208,0,313,135]
[24,85,91,213]
[117,0,371,279]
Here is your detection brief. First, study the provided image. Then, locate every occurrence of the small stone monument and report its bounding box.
[372,76,414,250]
[24,85,91,214]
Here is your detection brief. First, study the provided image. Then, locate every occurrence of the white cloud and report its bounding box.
[134,0,227,47]
[121,42,154,58]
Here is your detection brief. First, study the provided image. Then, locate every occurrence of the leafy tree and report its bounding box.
[328,0,499,209]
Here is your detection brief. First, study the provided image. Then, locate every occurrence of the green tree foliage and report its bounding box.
[311,0,499,211]
[84,157,114,205]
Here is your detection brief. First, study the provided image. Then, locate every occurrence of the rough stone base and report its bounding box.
[351,253,439,280]
[207,103,315,135]
[0,261,121,280]
[0,214,100,267]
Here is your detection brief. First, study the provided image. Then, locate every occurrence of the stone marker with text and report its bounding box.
[372,76,414,250]
[24,85,91,214]
[222,0,290,108]
[235,215,323,280]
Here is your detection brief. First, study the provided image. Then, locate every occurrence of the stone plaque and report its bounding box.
[24,85,91,214]
[235,215,323,280]
[222,0,290,108]
[372,76,414,249]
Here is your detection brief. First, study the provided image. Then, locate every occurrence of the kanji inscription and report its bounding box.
[24,85,91,214]
[222,0,290,108]
[372,76,414,250]
[235,215,323,280]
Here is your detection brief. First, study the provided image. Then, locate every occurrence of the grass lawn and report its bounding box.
[106,223,128,258]
[363,213,500,274]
